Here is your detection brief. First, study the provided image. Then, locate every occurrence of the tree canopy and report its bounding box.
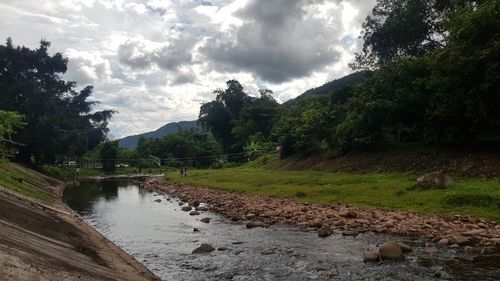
[0,38,114,163]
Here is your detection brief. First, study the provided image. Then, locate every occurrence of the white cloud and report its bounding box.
[0,0,376,138]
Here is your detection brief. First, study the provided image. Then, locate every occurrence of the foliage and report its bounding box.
[272,0,500,156]
[135,128,223,168]
[99,141,118,172]
[0,110,26,158]
[199,80,278,155]
[0,38,113,164]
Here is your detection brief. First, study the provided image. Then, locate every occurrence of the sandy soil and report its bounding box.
[0,168,160,281]
[142,177,500,249]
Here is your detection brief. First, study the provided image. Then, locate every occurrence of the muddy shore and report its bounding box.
[0,166,159,281]
[142,176,500,249]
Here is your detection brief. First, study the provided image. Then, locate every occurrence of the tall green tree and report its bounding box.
[0,38,113,163]
[99,141,118,172]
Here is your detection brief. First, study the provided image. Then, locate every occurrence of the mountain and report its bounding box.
[284,71,369,106]
[118,120,199,149]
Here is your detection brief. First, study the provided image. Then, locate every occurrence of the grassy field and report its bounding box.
[0,161,54,203]
[166,167,500,221]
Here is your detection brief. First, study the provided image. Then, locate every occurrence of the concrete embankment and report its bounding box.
[0,163,159,281]
[142,177,500,249]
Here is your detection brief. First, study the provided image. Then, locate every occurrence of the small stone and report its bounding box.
[190,201,200,207]
[450,234,470,245]
[195,206,208,212]
[218,247,228,251]
[378,241,403,261]
[363,251,379,262]
[333,220,345,226]
[192,244,215,254]
[181,206,192,212]
[341,211,358,218]
[154,199,161,203]
[178,202,184,206]
[190,211,200,216]
[246,213,256,219]
[438,238,449,245]
[200,217,211,223]
[318,225,333,238]
[193,228,200,232]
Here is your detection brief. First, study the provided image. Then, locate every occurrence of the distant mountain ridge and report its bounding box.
[284,71,369,105]
[118,120,198,149]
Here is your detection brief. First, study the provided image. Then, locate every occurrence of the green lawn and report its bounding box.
[0,162,54,203]
[166,167,500,221]
[40,165,167,179]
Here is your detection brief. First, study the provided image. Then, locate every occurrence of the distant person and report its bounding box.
[184,167,188,177]
[75,167,80,179]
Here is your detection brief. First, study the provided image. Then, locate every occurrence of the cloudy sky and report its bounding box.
[0,0,375,138]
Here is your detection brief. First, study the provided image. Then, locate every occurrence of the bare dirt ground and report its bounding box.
[142,177,500,250]
[0,165,159,281]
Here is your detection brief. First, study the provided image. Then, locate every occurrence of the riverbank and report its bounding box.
[142,176,500,248]
[0,162,159,281]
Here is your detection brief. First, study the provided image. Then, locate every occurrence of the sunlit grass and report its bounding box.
[166,166,500,221]
[0,162,54,203]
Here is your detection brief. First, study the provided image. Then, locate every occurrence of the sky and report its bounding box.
[0,0,376,138]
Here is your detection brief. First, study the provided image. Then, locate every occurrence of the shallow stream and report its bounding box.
[63,179,500,281]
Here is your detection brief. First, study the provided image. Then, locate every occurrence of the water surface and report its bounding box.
[63,180,500,281]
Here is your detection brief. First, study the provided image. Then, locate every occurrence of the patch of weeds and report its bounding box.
[394,190,407,197]
[295,191,307,198]
[443,194,500,208]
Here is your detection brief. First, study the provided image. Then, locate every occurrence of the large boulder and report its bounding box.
[416,172,454,189]
[378,241,403,261]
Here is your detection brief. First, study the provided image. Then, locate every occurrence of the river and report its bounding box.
[63,179,500,281]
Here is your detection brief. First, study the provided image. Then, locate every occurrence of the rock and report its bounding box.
[363,251,379,262]
[416,172,454,189]
[341,211,358,218]
[190,211,200,216]
[396,242,412,253]
[200,217,211,223]
[178,202,184,206]
[378,241,403,261]
[333,220,345,226]
[195,206,208,212]
[218,247,228,251]
[318,225,333,238]
[192,244,215,254]
[154,199,161,203]
[193,228,200,232]
[245,213,256,219]
[438,238,449,245]
[190,200,200,207]
[181,206,192,212]
[450,234,470,245]
[308,221,323,228]
[463,229,486,236]
[246,221,267,229]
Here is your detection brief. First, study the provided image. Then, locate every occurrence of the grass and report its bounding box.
[165,166,500,221]
[0,161,54,203]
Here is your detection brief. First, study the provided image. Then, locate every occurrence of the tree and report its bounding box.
[351,0,453,69]
[0,38,113,163]
[99,141,118,172]
[0,110,26,158]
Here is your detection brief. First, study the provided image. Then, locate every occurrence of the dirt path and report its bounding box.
[142,177,500,249]
[0,167,160,281]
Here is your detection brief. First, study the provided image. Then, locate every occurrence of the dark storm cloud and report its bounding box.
[200,0,342,83]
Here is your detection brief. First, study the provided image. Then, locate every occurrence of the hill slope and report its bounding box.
[118,120,198,149]
[284,71,369,105]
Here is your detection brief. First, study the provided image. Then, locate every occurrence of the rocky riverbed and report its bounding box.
[141,177,500,249]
